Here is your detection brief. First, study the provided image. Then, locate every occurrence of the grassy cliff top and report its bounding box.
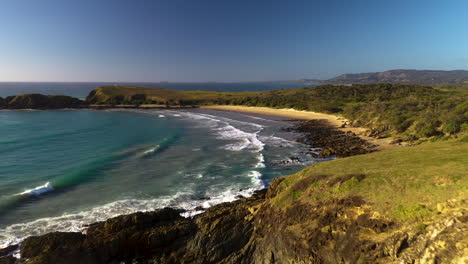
[86,85,262,104]
[271,139,467,223]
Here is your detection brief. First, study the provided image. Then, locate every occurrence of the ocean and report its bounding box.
[0,82,321,248]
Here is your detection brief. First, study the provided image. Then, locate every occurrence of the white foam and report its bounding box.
[259,135,298,147]
[15,182,54,196]
[0,176,266,248]
[248,171,264,188]
[167,111,265,152]
[113,110,266,153]
[216,125,264,152]
[143,145,159,155]
[0,192,188,248]
[254,153,266,168]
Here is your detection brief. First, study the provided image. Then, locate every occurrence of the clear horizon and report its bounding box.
[1,0,467,82]
[0,67,467,84]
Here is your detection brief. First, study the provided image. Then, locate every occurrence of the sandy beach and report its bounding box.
[202,105,400,150]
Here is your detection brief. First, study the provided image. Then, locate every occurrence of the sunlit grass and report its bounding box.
[272,140,468,222]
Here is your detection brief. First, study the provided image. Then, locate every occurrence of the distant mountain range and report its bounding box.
[298,69,468,85]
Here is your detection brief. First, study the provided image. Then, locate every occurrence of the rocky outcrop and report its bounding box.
[1,94,84,109]
[284,119,377,157]
[10,191,265,264]
[3,184,466,264]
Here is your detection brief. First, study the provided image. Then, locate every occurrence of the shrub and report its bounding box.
[442,121,461,134]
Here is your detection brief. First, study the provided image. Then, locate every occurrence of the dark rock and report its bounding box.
[20,208,193,264]
[21,232,88,264]
[193,206,205,211]
[0,255,16,264]
[2,94,84,109]
[197,196,211,201]
[284,119,377,158]
[0,245,18,257]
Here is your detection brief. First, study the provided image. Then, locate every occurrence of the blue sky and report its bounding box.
[0,0,467,82]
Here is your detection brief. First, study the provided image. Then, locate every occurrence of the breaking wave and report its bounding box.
[15,182,54,196]
[0,171,265,248]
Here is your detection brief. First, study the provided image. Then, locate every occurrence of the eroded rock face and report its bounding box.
[4,186,466,264]
[1,94,84,109]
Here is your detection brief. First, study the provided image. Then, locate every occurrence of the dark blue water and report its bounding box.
[0,108,325,247]
[0,82,307,99]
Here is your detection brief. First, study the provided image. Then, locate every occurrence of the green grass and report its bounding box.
[86,85,263,105]
[271,140,468,222]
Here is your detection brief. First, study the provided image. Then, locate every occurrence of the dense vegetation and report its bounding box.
[227,84,467,140]
[87,83,468,140]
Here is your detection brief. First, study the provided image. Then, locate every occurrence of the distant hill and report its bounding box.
[321,69,468,84]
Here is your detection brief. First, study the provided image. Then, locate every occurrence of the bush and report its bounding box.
[442,121,461,134]
[415,123,440,138]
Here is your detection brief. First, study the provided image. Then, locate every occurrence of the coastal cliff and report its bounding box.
[0,94,84,109]
[2,140,466,264]
[1,85,466,263]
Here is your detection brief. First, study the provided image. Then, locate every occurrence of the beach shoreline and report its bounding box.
[201,105,402,150]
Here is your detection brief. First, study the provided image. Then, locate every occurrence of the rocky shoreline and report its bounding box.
[284,119,378,158]
[2,182,465,264]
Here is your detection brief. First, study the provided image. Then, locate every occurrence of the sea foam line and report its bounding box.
[0,172,266,248]
[254,153,266,168]
[164,111,266,152]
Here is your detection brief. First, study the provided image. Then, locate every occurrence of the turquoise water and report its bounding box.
[0,109,325,247]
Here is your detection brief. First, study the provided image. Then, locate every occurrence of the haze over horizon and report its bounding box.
[1,0,467,82]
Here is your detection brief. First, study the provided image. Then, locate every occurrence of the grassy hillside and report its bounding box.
[271,139,467,223]
[86,84,468,141]
[247,139,467,263]
[86,85,262,106]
